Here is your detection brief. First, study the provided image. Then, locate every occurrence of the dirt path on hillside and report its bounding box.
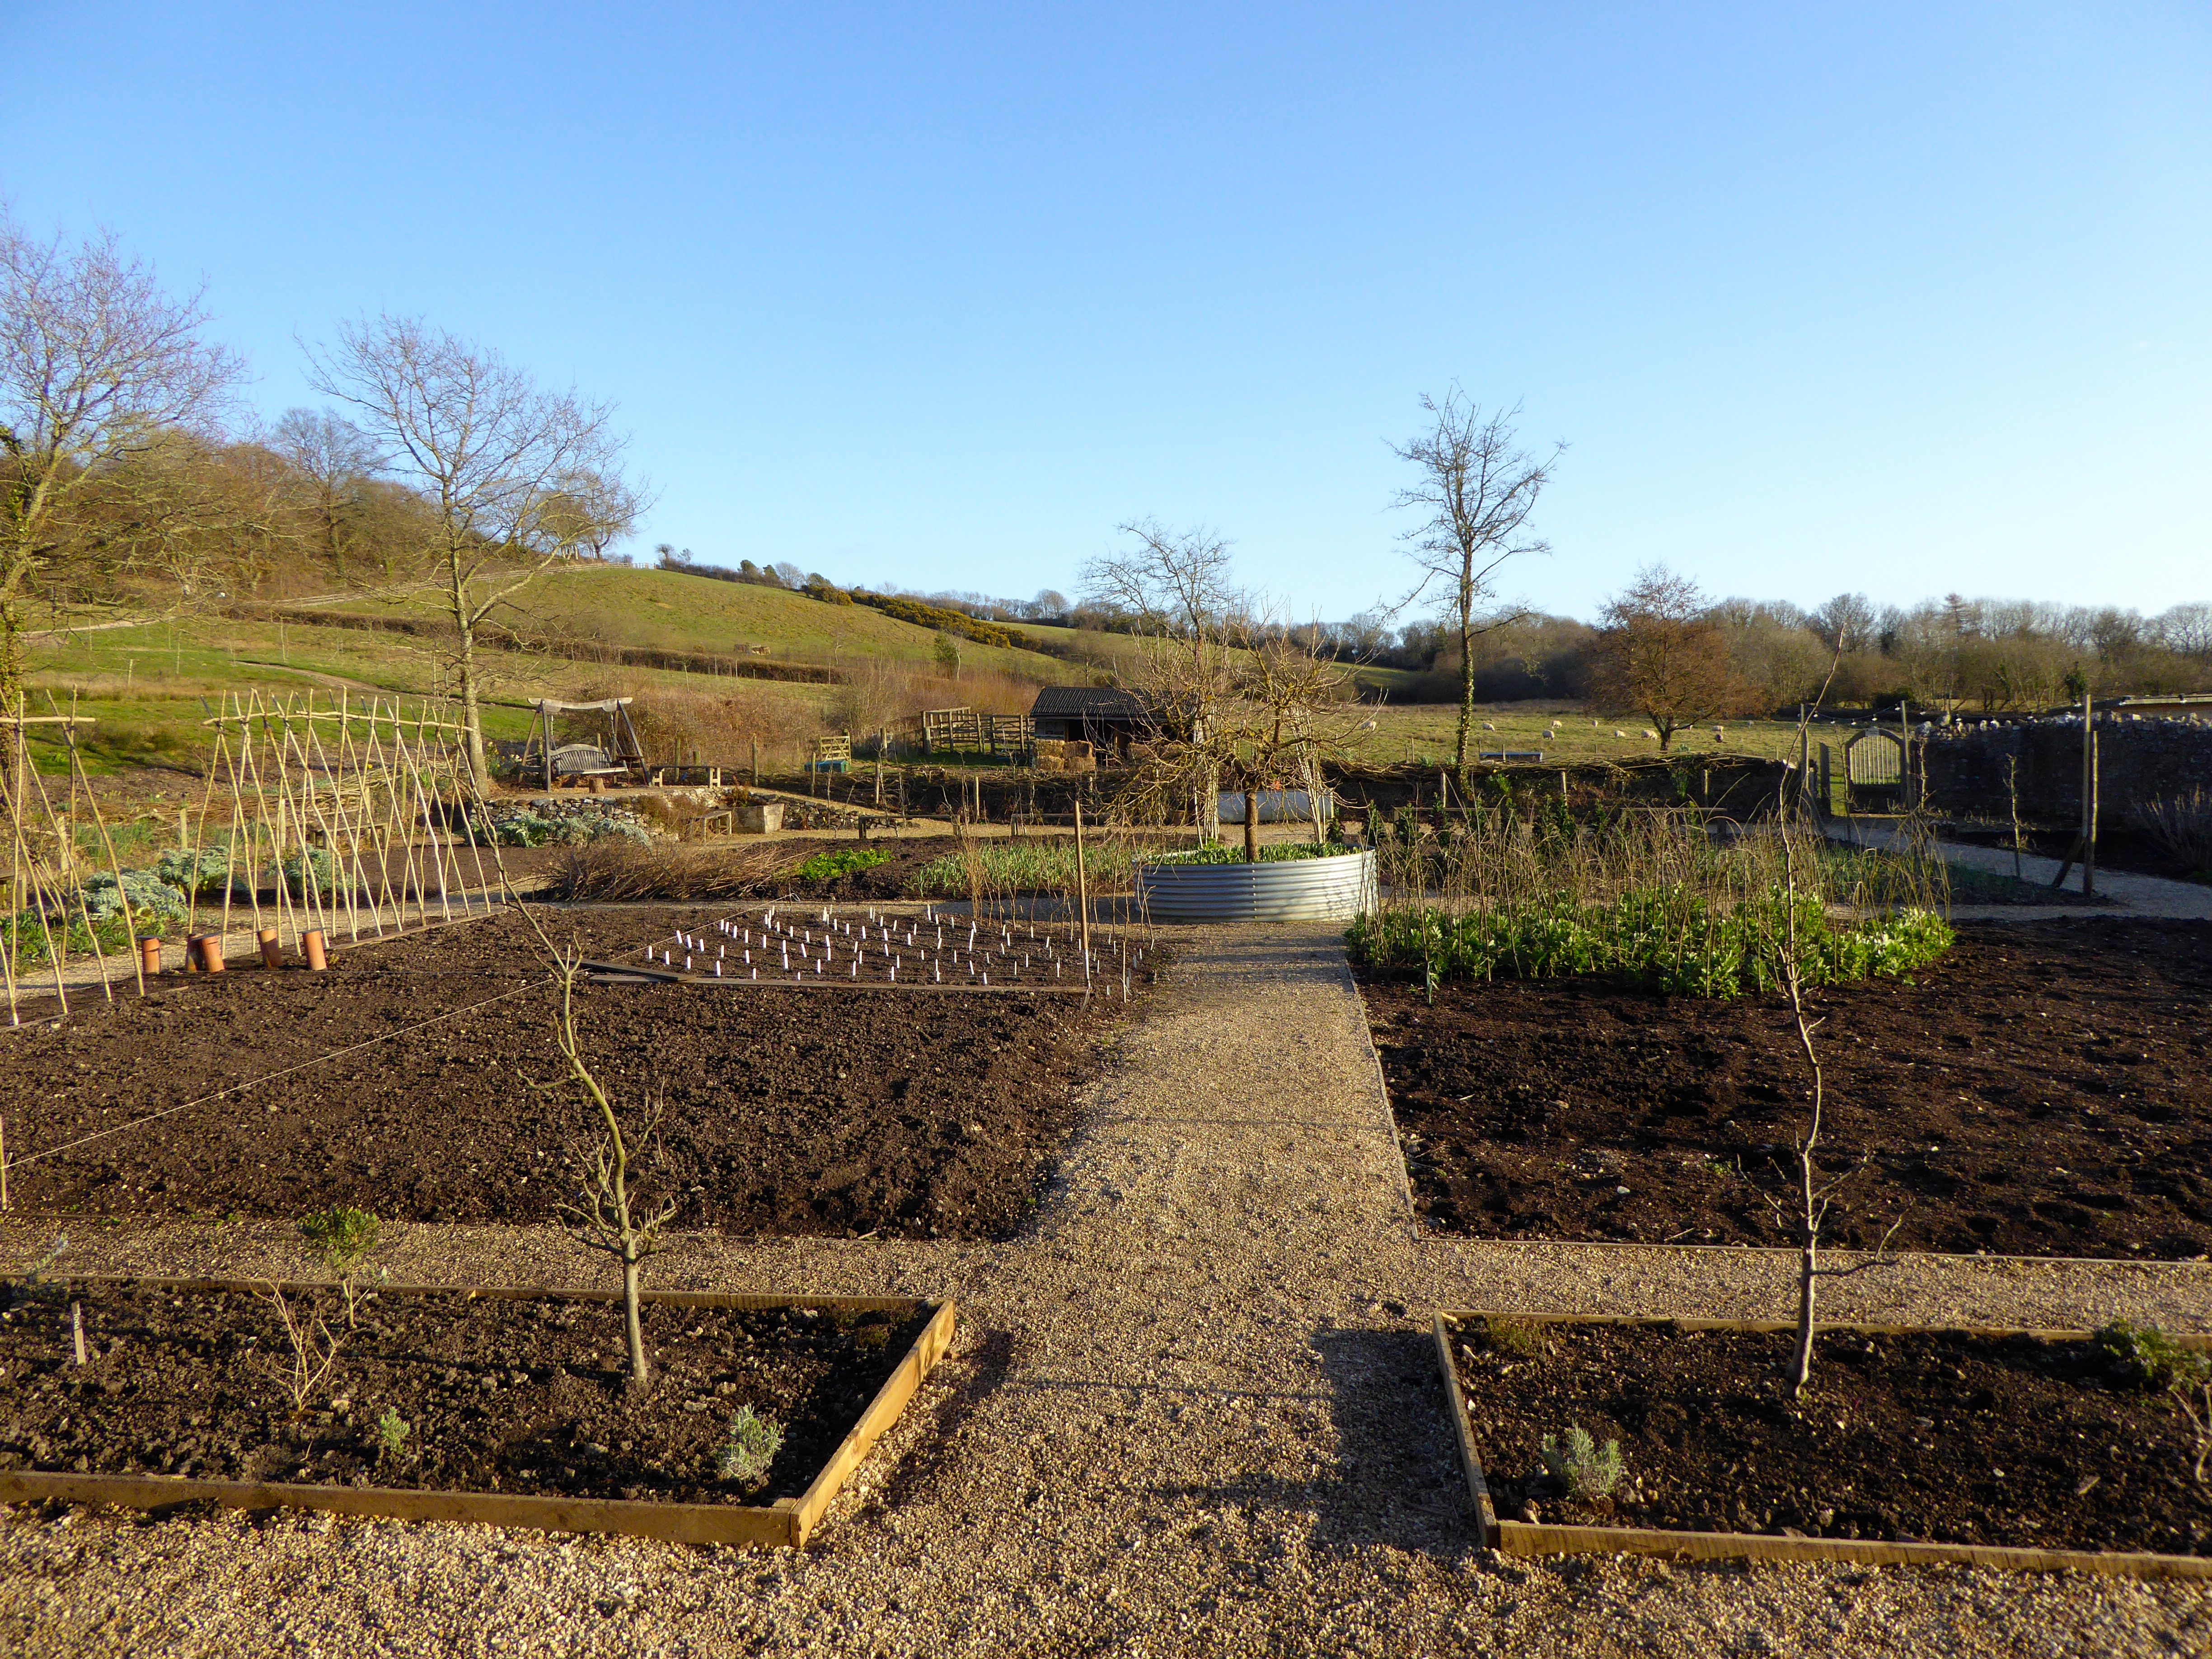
[3,926,2208,1656]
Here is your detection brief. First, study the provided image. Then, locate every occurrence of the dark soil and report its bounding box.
[0,1280,928,1505]
[1453,1316,2212,1556]
[2,908,1147,1239]
[1362,919,2212,1259]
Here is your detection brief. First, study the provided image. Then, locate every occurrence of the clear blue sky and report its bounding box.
[7,3,2207,623]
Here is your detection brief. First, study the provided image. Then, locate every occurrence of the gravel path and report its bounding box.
[5,924,2210,1656]
[1825,819,2212,921]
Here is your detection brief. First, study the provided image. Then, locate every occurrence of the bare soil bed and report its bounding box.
[1451,1315,2212,1556]
[1362,919,2212,1259]
[1,908,1144,1239]
[0,1280,928,1505]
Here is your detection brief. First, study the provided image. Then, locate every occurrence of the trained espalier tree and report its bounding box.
[305,315,640,786]
[0,208,244,701]
[1085,522,1365,856]
[1390,390,1562,777]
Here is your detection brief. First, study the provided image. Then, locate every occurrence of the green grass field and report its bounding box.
[328,565,1081,682]
[1341,703,1811,767]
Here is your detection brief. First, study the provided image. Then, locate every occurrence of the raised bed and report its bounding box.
[1134,848,1376,922]
[1364,918,2212,1259]
[1433,1309,2212,1577]
[0,1276,954,1547]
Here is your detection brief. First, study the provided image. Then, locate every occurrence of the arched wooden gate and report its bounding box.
[1843,728,1907,813]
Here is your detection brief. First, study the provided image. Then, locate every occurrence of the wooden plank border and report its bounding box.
[1431,1310,2212,1579]
[0,1275,955,1549]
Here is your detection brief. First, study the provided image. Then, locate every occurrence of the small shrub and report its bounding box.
[2140,789,2212,878]
[795,847,890,883]
[299,1205,383,1326]
[2090,1321,2212,1391]
[1477,1315,1551,1357]
[281,846,339,898]
[75,869,189,925]
[375,1406,412,1459]
[1539,1425,1624,1499]
[717,1405,784,1485]
[155,844,243,897]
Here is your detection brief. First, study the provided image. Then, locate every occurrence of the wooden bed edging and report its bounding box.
[0,1276,956,1550]
[1431,1310,2212,1580]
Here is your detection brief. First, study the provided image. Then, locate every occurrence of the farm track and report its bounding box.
[4,926,2211,1655]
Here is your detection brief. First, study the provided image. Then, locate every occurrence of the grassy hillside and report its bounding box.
[328,565,1085,683]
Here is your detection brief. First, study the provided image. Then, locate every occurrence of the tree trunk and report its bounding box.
[622,1251,651,1391]
[1790,1230,1817,1396]
[1453,590,1475,775]
[1243,790,1259,862]
[447,553,491,788]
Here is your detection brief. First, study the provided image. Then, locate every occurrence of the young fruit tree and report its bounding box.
[506,898,676,1392]
[1761,642,1900,1394]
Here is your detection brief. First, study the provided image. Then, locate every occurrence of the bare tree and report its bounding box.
[0,209,244,696]
[1763,641,1899,1396]
[539,466,649,564]
[305,315,633,783]
[1083,520,1242,842]
[1589,565,1760,749]
[271,408,385,586]
[1390,391,1563,773]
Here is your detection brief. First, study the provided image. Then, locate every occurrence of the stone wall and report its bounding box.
[1917,716,2212,826]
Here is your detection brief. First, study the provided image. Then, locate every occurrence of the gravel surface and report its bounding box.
[4,923,2210,1655]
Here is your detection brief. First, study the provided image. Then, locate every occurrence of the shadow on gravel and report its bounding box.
[872,1325,1018,1510]
[1148,1326,1475,1561]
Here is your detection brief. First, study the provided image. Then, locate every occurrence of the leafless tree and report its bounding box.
[0,208,244,696]
[305,315,634,783]
[539,466,650,564]
[1390,391,1562,773]
[271,408,386,586]
[1083,521,1243,842]
[1762,642,1899,1396]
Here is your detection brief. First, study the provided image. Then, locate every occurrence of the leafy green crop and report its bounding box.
[796,847,891,882]
[1348,886,1953,999]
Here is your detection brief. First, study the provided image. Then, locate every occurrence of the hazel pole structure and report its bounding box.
[297,696,368,945]
[55,703,142,998]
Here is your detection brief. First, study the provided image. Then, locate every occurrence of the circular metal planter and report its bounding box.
[1134,849,1377,922]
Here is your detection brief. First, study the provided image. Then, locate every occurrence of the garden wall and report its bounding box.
[1919,717,2212,826]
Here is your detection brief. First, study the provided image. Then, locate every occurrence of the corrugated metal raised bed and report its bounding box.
[1135,849,1376,921]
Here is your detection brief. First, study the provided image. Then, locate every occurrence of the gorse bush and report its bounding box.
[1348,887,1952,998]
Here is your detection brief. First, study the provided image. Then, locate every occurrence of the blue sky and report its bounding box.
[6,3,2207,623]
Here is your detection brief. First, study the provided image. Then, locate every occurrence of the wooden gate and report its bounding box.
[1844,728,1906,813]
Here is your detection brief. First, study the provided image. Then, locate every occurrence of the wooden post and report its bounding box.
[1074,799,1091,980]
[2082,691,2097,900]
[541,702,555,794]
[752,738,759,784]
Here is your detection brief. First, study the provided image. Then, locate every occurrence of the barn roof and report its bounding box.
[1029,685,1148,721]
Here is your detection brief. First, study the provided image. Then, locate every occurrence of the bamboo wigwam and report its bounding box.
[0,689,494,1028]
